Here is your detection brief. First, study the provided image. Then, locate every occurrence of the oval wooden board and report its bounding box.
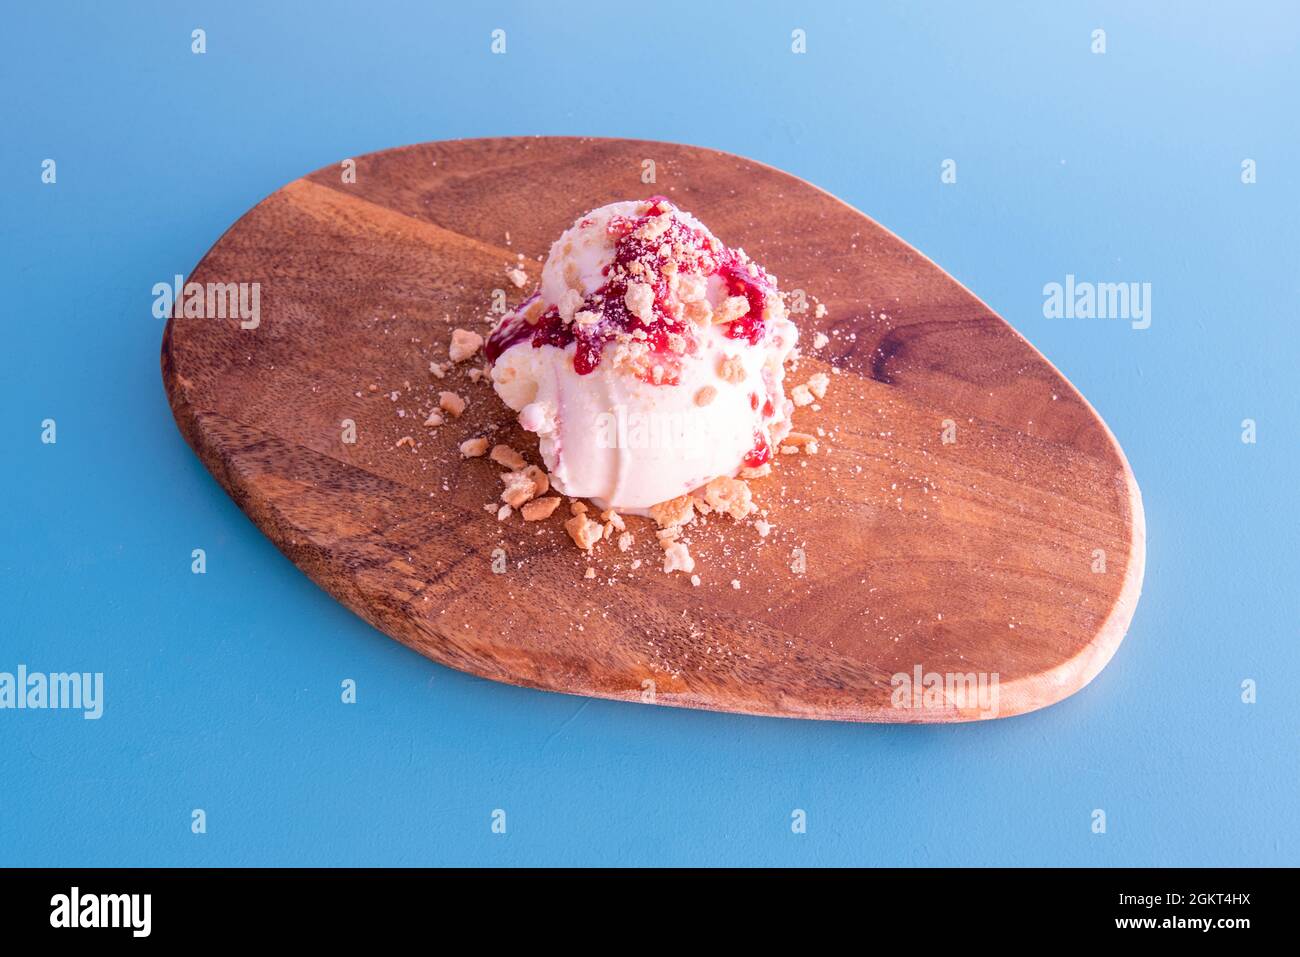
[161,136,1144,722]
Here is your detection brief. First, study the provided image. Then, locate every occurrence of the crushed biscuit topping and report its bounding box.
[449,328,483,363]
[701,476,756,520]
[564,514,603,552]
[662,541,695,574]
[714,295,750,325]
[683,298,712,325]
[520,496,562,521]
[521,465,549,497]
[716,355,746,384]
[489,444,526,470]
[649,494,696,529]
[623,281,655,323]
[500,470,537,508]
[439,391,467,417]
[655,526,682,544]
[459,437,488,457]
[676,273,706,303]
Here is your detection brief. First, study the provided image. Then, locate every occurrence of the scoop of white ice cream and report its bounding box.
[486,199,797,513]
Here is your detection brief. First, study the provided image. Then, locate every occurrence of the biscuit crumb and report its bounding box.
[521,465,549,497]
[555,288,581,322]
[564,514,603,552]
[676,273,706,302]
[694,385,717,407]
[702,476,756,520]
[813,332,829,350]
[617,531,633,552]
[439,391,467,417]
[449,328,483,363]
[521,297,545,325]
[662,541,695,574]
[583,566,596,579]
[806,372,830,399]
[496,504,512,521]
[649,494,695,529]
[637,213,673,242]
[570,501,588,515]
[490,444,526,470]
[520,496,562,521]
[716,355,746,384]
[395,435,414,449]
[790,384,814,407]
[624,281,655,322]
[459,436,489,457]
[713,296,749,325]
[500,470,538,508]
[507,267,528,289]
[683,299,712,325]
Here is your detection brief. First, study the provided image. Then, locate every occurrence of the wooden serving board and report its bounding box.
[161,137,1144,722]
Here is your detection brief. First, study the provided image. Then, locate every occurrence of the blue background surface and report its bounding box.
[2,1,1297,866]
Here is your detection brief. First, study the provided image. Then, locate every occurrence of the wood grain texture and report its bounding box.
[161,136,1144,722]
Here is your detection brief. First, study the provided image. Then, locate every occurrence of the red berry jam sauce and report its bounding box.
[743,431,772,469]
